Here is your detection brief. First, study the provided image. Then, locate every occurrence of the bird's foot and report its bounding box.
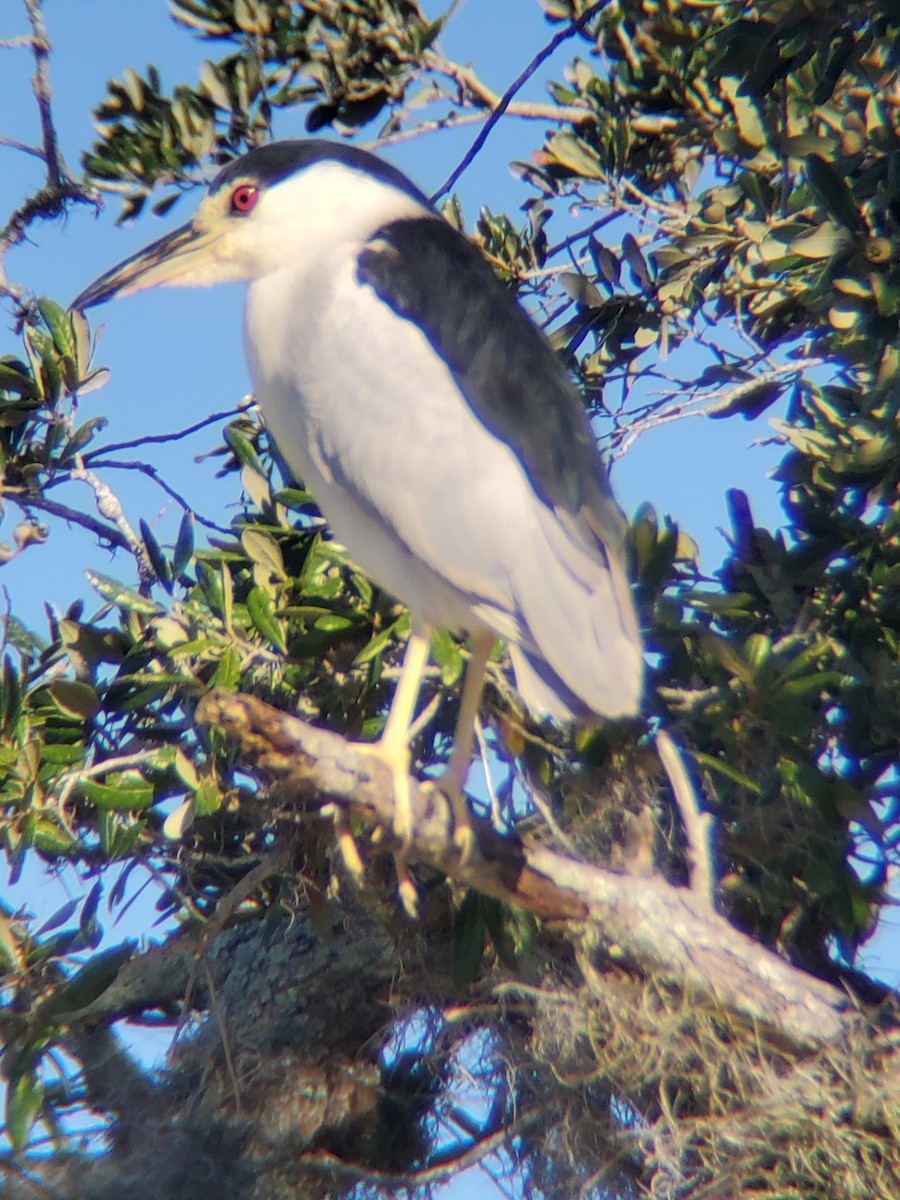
[426,762,475,864]
[351,738,419,918]
[322,803,366,886]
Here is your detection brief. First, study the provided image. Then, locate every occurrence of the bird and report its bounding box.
[73,139,643,913]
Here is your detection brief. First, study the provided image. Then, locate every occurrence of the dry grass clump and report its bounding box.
[496,967,899,1199]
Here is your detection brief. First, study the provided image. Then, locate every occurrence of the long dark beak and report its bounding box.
[72,221,219,310]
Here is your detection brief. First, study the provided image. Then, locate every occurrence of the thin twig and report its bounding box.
[610,361,824,460]
[424,50,591,125]
[83,458,233,536]
[304,1110,543,1188]
[431,0,607,200]
[522,772,580,856]
[0,0,96,301]
[0,135,44,158]
[474,717,502,831]
[656,729,715,908]
[82,403,252,460]
[24,0,64,185]
[367,109,488,152]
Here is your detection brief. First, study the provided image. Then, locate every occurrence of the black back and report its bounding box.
[357,216,612,519]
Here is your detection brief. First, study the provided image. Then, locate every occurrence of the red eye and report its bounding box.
[230,184,259,214]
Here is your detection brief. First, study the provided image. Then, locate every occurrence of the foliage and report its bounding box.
[1,0,899,1197]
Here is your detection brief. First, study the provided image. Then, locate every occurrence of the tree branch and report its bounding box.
[83,458,233,537]
[82,403,251,460]
[10,492,132,552]
[0,0,96,302]
[23,0,64,186]
[303,1108,543,1188]
[196,691,850,1052]
[656,729,715,907]
[424,50,591,125]
[431,0,607,200]
[67,467,153,583]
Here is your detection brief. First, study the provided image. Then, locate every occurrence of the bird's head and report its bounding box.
[73,140,430,309]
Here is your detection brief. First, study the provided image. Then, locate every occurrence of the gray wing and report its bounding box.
[354,218,642,718]
[357,216,616,518]
[269,218,643,719]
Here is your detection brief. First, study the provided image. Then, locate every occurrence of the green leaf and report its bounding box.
[481,897,536,969]
[140,519,172,590]
[719,76,766,148]
[354,619,403,667]
[452,890,485,988]
[788,222,850,259]
[0,359,38,398]
[58,415,109,464]
[271,486,317,510]
[241,528,285,577]
[5,1063,43,1150]
[805,154,865,233]
[621,233,653,289]
[36,898,80,935]
[430,629,464,687]
[210,644,240,689]
[79,772,155,811]
[224,424,265,474]
[86,571,163,616]
[121,67,145,110]
[313,612,354,634]
[245,586,287,652]
[48,680,100,721]
[690,751,762,793]
[198,59,232,110]
[31,820,79,856]
[46,940,137,1014]
[559,272,604,308]
[221,561,233,630]
[37,297,76,360]
[546,132,603,177]
[173,510,195,576]
[194,777,221,817]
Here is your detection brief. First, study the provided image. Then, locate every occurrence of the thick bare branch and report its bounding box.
[196,691,850,1052]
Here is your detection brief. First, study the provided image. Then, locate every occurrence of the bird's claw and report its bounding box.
[351,738,420,917]
[423,773,475,864]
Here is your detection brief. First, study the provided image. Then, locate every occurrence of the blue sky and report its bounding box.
[1,0,895,1132]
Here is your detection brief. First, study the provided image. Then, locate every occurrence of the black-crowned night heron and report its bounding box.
[73,140,643,911]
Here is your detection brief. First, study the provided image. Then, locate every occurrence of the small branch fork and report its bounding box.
[0,0,97,303]
[197,690,850,1053]
[608,360,825,460]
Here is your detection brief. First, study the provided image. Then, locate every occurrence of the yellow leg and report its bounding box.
[439,631,494,857]
[379,630,432,766]
[354,629,431,916]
